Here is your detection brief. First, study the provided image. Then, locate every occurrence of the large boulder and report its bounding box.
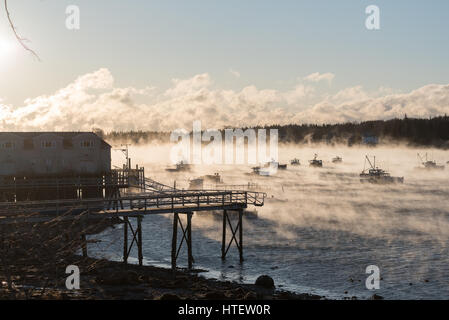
[255,275,275,289]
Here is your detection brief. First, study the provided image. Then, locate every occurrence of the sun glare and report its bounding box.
[0,38,14,58]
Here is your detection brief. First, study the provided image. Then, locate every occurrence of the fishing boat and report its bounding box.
[290,158,301,166]
[263,159,287,170]
[309,154,323,168]
[416,153,445,170]
[189,178,204,189]
[202,173,223,183]
[332,156,343,164]
[250,166,271,176]
[165,160,192,172]
[193,173,223,189]
[360,155,404,184]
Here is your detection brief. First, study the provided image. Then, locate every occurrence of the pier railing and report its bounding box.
[0,175,130,189]
[0,190,266,217]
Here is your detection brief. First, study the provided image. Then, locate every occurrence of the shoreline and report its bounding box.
[1,254,326,300]
[0,217,326,300]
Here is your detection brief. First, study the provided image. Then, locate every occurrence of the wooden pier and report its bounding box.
[0,188,265,269]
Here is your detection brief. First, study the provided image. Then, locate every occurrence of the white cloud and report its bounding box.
[229,69,241,78]
[1,68,448,132]
[304,72,335,83]
[165,73,211,97]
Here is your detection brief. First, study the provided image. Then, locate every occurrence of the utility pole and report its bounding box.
[116,144,131,169]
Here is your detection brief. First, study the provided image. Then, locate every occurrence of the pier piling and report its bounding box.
[122,216,143,265]
[221,209,244,262]
[137,216,143,266]
[239,208,243,262]
[187,212,193,269]
[171,213,178,269]
[123,217,129,264]
[171,212,195,269]
[221,210,227,259]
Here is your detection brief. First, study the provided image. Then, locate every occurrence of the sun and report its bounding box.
[0,38,14,58]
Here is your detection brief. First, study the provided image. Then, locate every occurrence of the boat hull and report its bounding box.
[360,176,404,184]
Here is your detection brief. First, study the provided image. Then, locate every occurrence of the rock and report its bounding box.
[243,292,257,300]
[276,291,295,299]
[147,278,164,288]
[158,293,181,300]
[255,275,275,289]
[370,294,384,300]
[126,271,140,284]
[232,287,246,296]
[94,270,141,286]
[205,291,227,300]
[278,292,322,300]
[96,273,125,286]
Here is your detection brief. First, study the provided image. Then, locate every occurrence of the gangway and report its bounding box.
[140,177,176,193]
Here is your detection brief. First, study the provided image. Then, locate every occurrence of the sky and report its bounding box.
[0,0,448,131]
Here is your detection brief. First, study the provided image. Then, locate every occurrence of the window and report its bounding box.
[41,141,56,148]
[80,140,94,148]
[1,141,15,149]
[63,139,73,149]
[24,139,34,150]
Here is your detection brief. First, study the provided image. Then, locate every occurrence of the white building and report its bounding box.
[0,132,111,176]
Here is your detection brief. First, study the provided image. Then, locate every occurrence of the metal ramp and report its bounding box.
[140,177,176,193]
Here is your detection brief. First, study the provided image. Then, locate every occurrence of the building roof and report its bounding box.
[0,132,111,147]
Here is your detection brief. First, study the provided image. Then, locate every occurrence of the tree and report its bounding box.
[3,0,40,60]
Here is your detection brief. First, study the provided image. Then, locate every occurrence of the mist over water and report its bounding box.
[89,144,449,299]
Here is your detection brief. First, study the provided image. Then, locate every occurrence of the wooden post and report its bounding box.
[137,216,143,266]
[221,210,227,260]
[116,189,119,213]
[123,217,128,264]
[187,212,193,269]
[239,209,243,262]
[171,213,178,269]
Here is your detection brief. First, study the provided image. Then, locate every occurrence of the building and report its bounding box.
[362,135,379,146]
[0,132,111,177]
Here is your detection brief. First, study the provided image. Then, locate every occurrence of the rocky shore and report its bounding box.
[1,255,324,300]
[0,216,324,300]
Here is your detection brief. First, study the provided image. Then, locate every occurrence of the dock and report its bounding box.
[0,178,266,270]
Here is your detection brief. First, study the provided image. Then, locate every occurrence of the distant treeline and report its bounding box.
[102,116,449,148]
[102,130,171,145]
